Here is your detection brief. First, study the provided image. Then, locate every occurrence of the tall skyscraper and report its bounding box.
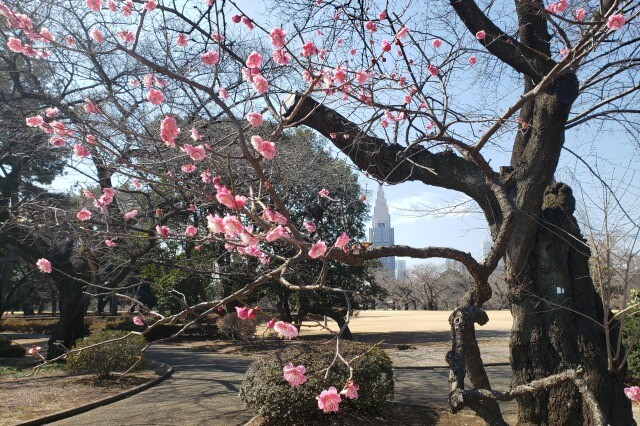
[396,260,407,280]
[369,186,396,274]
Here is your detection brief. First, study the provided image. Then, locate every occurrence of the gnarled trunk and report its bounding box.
[507,184,633,424]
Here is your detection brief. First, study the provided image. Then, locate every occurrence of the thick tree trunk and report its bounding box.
[47,276,86,359]
[507,183,634,425]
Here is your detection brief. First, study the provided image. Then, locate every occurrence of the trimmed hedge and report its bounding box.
[0,335,11,349]
[216,314,256,340]
[66,330,146,380]
[0,338,27,358]
[240,341,393,425]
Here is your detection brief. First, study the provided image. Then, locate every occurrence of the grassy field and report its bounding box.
[301,309,513,341]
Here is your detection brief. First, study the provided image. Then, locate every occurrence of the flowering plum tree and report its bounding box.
[0,0,639,423]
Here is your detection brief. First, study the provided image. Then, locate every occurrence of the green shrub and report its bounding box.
[0,335,11,349]
[240,341,394,425]
[216,314,256,340]
[0,318,57,334]
[623,302,640,384]
[66,330,146,380]
[0,342,26,358]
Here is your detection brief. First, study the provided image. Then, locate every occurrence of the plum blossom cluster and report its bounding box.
[625,386,640,402]
[282,361,359,414]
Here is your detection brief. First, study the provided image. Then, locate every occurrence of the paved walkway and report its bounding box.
[49,345,515,426]
[52,346,256,426]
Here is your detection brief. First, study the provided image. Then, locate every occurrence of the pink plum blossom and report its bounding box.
[156,225,170,238]
[147,89,164,105]
[185,225,198,236]
[269,28,287,47]
[308,241,327,258]
[7,37,23,52]
[304,221,317,233]
[73,144,91,158]
[266,225,290,242]
[396,26,410,39]
[190,128,202,141]
[250,135,275,160]
[246,51,263,68]
[575,8,585,21]
[318,188,330,198]
[469,55,477,65]
[36,258,52,273]
[317,387,342,413]
[354,71,371,85]
[133,316,145,326]
[206,214,224,233]
[49,137,65,147]
[246,112,263,127]
[476,30,486,40]
[84,98,100,114]
[28,345,42,355]
[274,321,298,339]
[86,0,102,12]
[45,107,59,118]
[283,363,307,386]
[222,215,243,236]
[181,164,196,173]
[124,210,138,220]
[26,115,44,127]
[235,306,249,320]
[105,239,117,247]
[117,31,135,44]
[201,50,220,66]
[121,1,133,16]
[181,144,206,161]
[432,38,442,48]
[301,41,318,58]
[340,381,359,399]
[90,28,104,43]
[216,187,239,210]
[77,208,92,221]
[144,0,157,11]
[365,21,377,32]
[625,386,640,401]
[272,49,291,65]
[241,16,254,30]
[427,64,439,77]
[160,116,180,147]
[607,14,626,30]
[176,33,189,47]
[218,87,229,99]
[251,75,269,94]
[334,232,350,248]
[266,319,276,328]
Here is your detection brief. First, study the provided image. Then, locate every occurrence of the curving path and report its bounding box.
[51,346,256,426]
[48,344,517,426]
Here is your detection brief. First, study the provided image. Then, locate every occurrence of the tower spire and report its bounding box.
[369,185,395,275]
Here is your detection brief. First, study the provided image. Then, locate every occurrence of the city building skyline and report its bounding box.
[369,186,396,275]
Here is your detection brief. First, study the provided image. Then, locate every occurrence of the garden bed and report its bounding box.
[0,357,167,426]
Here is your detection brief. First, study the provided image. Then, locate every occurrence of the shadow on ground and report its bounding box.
[346,330,510,346]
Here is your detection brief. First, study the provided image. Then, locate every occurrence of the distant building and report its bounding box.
[445,258,465,274]
[369,186,396,275]
[396,260,407,280]
[481,240,505,273]
[481,241,492,258]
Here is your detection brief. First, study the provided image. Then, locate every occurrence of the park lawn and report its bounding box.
[0,356,164,426]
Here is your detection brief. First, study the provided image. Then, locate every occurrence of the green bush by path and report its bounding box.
[240,341,393,425]
[66,330,146,380]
